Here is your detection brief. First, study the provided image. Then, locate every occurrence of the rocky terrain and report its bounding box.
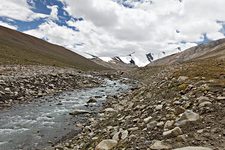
[0,65,106,110]
[149,38,225,66]
[54,57,225,150]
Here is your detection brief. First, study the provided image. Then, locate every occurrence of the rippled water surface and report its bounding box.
[0,79,131,150]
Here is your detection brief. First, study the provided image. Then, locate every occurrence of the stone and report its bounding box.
[95,139,118,150]
[150,140,172,150]
[199,101,212,107]
[87,98,97,103]
[144,116,153,123]
[104,108,116,112]
[176,110,200,126]
[178,76,189,82]
[163,127,182,138]
[112,130,128,141]
[173,146,212,150]
[128,127,139,131]
[155,105,163,111]
[217,96,225,100]
[4,87,10,92]
[197,96,210,103]
[164,120,175,131]
[157,121,164,127]
[174,106,185,115]
[69,110,90,115]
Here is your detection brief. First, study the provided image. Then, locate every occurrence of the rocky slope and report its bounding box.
[54,57,225,150]
[0,26,107,70]
[149,38,225,66]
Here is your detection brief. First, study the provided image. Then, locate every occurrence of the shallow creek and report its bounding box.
[0,78,132,150]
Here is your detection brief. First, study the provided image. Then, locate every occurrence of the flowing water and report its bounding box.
[0,78,132,150]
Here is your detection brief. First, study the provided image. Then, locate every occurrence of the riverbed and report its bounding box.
[0,78,132,150]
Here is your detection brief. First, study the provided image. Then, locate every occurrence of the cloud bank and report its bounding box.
[1,0,225,66]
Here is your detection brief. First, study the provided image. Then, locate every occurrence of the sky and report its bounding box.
[0,0,225,66]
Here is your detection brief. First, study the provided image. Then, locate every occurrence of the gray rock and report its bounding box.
[69,110,90,115]
[177,76,189,82]
[150,140,172,150]
[176,110,200,126]
[128,127,139,131]
[87,98,97,103]
[96,139,118,150]
[163,127,182,138]
[144,116,153,123]
[112,129,128,141]
[197,96,210,103]
[217,96,225,100]
[173,146,212,150]
[199,101,212,107]
[104,108,116,112]
[164,120,175,131]
[155,105,163,111]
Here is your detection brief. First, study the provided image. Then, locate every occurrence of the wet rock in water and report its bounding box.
[95,95,102,98]
[56,102,63,105]
[173,146,212,150]
[175,110,200,126]
[150,140,172,150]
[95,139,118,150]
[87,98,97,103]
[163,127,182,138]
[112,129,128,141]
[69,110,90,115]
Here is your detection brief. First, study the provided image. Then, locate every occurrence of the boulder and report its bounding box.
[173,146,212,150]
[112,130,128,141]
[199,101,212,107]
[150,140,171,150]
[176,110,200,126]
[95,139,118,150]
[163,127,182,138]
[177,76,189,82]
[217,96,225,100]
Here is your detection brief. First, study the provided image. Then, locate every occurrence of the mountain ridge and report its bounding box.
[0,26,108,71]
[148,38,225,66]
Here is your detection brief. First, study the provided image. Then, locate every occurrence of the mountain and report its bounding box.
[148,38,225,66]
[0,26,108,71]
[90,56,137,70]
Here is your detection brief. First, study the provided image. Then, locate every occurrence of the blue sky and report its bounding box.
[0,0,225,66]
[0,0,81,31]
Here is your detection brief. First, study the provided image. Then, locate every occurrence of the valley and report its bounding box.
[0,26,224,150]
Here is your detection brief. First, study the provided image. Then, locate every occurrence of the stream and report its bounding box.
[0,78,132,150]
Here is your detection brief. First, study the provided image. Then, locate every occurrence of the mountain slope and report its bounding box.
[91,57,137,71]
[149,38,225,66]
[0,26,108,71]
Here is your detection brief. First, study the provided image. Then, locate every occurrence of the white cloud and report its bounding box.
[47,5,59,20]
[0,0,48,21]
[24,0,225,66]
[0,21,17,30]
